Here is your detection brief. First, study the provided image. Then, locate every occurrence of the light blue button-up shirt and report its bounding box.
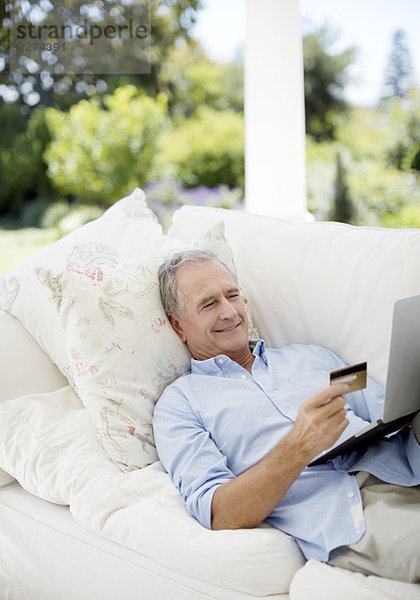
[152,341,420,561]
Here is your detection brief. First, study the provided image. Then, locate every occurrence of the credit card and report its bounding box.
[330,361,367,393]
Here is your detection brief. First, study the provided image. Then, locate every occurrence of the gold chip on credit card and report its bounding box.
[330,361,367,393]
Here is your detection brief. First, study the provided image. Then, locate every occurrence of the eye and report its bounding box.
[203,301,214,309]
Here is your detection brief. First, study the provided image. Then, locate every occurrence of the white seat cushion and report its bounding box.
[290,560,420,600]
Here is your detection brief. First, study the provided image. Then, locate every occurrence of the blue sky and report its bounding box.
[191,0,420,106]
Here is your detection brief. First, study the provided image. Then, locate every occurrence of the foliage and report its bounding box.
[382,204,420,228]
[1,0,203,109]
[0,104,52,216]
[346,159,419,226]
[1,9,418,231]
[335,91,420,172]
[44,86,168,204]
[305,133,420,226]
[160,43,244,118]
[329,151,355,223]
[303,25,356,140]
[382,91,420,171]
[334,107,392,162]
[160,106,244,188]
[305,135,339,219]
[383,29,414,99]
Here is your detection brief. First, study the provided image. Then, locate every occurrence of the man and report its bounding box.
[153,249,420,583]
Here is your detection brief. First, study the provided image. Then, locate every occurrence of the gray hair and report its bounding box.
[158,249,237,318]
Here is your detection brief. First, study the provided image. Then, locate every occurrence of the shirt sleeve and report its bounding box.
[152,383,236,529]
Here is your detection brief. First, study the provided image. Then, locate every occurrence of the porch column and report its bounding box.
[245,0,310,221]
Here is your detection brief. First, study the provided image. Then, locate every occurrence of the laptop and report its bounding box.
[309,294,420,467]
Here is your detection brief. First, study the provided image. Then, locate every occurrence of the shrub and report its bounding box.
[160,107,244,188]
[347,159,420,225]
[382,204,420,228]
[335,92,420,172]
[0,105,51,216]
[44,86,168,205]
[305,136,340,219]
[305,136,420,225]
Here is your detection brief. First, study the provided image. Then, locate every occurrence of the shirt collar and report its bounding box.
[190,339,267,375]
[250,339,268,364]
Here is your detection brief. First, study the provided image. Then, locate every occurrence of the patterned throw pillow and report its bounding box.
[0,188,163,380]
[37,222,259,471]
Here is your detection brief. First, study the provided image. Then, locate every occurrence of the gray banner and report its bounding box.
[10,0,151,75]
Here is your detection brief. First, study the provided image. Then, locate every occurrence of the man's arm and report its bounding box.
[211,383,349,530]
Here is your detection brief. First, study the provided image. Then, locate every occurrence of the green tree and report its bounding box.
[0,104,51,216]
[336,92,420,173]
[381,91,420,172]
[329,151,354,223]
[1,0,203,109]
[44,85,168,204]
[160,43,244,118]
[383,29,414,99]
[303,25,356,140]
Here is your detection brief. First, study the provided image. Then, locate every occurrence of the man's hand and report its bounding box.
[211,383,350,531]
[288,383,350,464]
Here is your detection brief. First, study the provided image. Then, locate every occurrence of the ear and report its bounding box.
[168,313,187,343]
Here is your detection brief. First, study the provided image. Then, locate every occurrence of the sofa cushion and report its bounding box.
[36,222,258,471]
[289,559,420,600]
[0,314,66,403]
[169,206,420,386]
[0,313,67,488]
[0,188,163,380]
[0,385,304,596]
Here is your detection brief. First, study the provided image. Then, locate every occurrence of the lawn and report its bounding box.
[0,228,61,278]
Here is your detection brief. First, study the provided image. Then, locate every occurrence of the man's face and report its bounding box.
[169,260,249,362]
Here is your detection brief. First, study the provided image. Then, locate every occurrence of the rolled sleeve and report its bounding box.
[152,385,235,529]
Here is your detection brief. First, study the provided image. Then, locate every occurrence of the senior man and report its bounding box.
[152,249,420,583]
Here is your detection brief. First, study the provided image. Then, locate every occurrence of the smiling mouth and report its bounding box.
[215,322,241,333]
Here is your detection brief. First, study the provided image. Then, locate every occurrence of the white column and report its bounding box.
[245,0,310,221]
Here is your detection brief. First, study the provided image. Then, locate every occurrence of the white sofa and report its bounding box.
[0,190,419,600]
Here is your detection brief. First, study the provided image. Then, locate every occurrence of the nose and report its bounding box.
[218,297,238,320]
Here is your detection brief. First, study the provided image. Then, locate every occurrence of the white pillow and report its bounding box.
[0,188,163,380]
[37,222,259,471]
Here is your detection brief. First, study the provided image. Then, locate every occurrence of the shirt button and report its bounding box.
[348,492,355,499]
[272,392,278,398]
[241,374,247,380]
[218,358,224,365]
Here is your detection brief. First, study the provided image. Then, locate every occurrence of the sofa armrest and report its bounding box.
[0,313,67,402]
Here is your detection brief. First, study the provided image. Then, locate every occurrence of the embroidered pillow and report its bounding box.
[37,222,259,470]
[0,188,162,380]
